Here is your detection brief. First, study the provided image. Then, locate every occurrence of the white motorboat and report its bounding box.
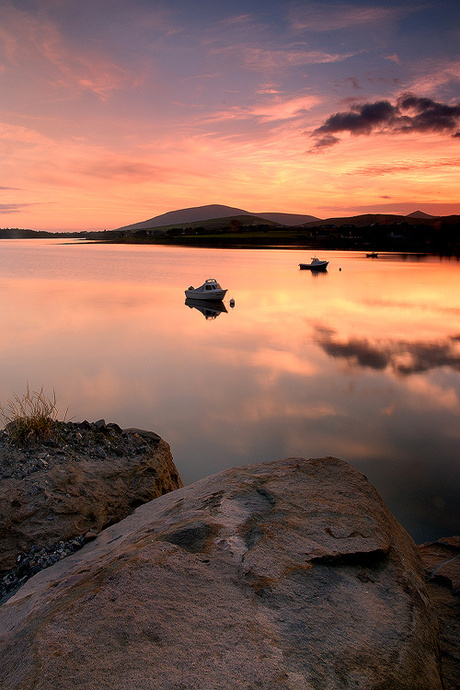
[299,257,329,271]
[185,278,227,300]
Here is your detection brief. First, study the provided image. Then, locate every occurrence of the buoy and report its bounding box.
[339,267,342,271]
[229,298,235,307]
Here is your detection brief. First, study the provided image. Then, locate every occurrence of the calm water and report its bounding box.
[1,239,459,543]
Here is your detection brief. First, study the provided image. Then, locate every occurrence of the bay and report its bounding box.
[0,239,459,543]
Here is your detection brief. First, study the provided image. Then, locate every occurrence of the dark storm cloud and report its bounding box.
[397,93,460,133]
[315,327,460,376]
[311,93,460,149]
[319,100,396,135]
[312,133,340,149]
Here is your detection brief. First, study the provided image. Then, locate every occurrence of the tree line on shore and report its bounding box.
[2,213,460,255]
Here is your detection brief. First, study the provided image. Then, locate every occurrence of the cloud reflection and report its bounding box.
[315,326,460,376]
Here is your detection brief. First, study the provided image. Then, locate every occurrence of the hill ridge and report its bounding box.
[114,204,444,233]
[115,204,321,231]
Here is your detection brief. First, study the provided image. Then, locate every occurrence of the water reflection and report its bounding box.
[185,298,228,320]
[307,269,329,278]
[0,242,458,543]
[315,327,460,375]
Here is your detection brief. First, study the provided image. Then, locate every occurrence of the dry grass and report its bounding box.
[0,385,63,446]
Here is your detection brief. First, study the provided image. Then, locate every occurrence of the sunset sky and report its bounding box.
[1,0,459,231]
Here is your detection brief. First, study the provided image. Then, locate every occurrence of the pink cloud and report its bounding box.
[348,157,460,176]
[0,5,133,100]
[408,59,460,95]
[289,3,398,32]
[201,95,321,125]
[250,95,322,122]
[74,158,178,183]
[241,47,358,71]
[217,14,254,28]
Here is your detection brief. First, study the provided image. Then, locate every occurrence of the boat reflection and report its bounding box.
[185,297,228,320]
[309,269,329,278]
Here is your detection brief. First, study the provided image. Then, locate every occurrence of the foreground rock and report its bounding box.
[419,536,460,689]
[0,456,442,689]
[0,421,182,579]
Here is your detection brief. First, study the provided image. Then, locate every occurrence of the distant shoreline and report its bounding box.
[98,236,457,255]
[1,215,460,256]
[98,229,460,256]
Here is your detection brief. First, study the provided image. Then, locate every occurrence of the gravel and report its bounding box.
[0,534,92,603]
[0,419,156,482]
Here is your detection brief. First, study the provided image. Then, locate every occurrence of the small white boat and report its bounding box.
[299,257,329,271]
[366,252,378,258]
[185,278,227,301]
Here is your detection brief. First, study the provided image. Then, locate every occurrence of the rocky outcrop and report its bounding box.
[0,456,442,689]
[419,536,460,689]
[0,421,183,576]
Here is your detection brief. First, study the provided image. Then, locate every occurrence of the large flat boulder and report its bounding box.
[419,536,460,689]
[0,457,442,689]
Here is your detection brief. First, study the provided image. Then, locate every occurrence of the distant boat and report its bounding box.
[299,257,329,271]
[185,278,227,301]
[185,298,227,320]
[366,252,378,258]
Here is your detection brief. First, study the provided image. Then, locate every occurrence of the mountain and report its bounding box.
[116,204,255,231]
[406,210,438,219]
[255,212,320,225]
[113,204,446,234]
[115,204,321,231]
[301,212,443,228]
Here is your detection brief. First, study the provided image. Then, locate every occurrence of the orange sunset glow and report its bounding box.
[1,0,459,232]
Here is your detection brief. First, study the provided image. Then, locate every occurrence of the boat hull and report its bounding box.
[299,262,328,271]
[184,289,227,300]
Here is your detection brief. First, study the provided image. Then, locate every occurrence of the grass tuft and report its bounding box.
[0,385,63,446]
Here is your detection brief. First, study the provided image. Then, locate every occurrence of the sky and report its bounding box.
[1,0,459,231]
